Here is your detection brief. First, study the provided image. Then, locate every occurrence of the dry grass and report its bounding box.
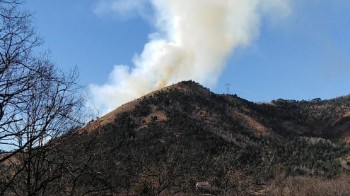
[81,95,143,134]
[81,81,207,134]
[232,111,271,136]
[263,175,350,196]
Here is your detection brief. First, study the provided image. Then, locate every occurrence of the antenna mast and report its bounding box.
[225,83,231,94]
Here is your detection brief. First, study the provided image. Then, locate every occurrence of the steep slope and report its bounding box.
[84,80,350,142]
[56,81,279,195]
[5,80,350,195]
[253,95,350,140]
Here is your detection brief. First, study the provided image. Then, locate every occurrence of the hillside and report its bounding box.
[85,81,350,142]
[2,81,350,195]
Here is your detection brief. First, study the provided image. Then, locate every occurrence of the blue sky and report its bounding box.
[23,0,350,105]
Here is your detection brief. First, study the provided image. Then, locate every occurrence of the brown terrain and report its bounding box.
[2,80,350,195]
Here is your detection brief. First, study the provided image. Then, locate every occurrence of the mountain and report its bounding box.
[4,81,350,195]
[85,81,350,142]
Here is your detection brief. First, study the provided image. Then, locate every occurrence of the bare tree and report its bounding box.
[0,1,84,195]
[0,0,41,158]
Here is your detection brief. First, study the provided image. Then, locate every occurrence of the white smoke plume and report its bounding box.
[90,0,290,114]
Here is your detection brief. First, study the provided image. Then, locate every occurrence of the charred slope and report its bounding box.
[12,81,350,195]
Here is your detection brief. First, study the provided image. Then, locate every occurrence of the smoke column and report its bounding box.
[90,0,290,114]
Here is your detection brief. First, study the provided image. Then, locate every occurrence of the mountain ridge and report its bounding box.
[83,80,350,142]
[16,80,350,195]
[83,81,212,133]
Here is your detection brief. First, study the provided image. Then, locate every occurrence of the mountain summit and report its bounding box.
[84,80,350,142]
[6,80,350,195]
[53,80,349,195]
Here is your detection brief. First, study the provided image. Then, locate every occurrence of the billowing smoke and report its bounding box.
[90,0,290,114]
